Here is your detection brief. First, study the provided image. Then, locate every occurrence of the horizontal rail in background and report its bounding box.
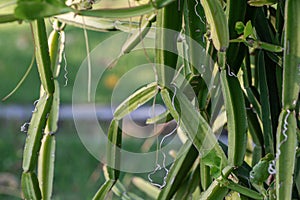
[0,105,166,121]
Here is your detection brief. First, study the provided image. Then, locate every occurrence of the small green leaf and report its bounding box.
[202,151,222,178]
[243,21,253,39]
[250,153,274,184]
[235,21,245,35]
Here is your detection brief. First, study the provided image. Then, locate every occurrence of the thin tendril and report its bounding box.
[172,64,185,83]
[194,0,205,24]
[32,99,39,113]
[57,30,67,86]
[148,85,179,189]
[227,64,238,77]
[63,52,69,87]
[20,122,30,133]
[268,110,291,175]
[82,16,92,102]
[2,55,35,101]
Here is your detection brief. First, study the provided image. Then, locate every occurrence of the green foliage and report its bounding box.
[0,0,299,199]
[15,0,72,19]
[250,153,274,185]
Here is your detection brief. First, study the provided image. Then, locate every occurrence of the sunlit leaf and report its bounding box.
[248,0,277,7]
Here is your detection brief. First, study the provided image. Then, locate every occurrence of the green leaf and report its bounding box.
[155,0,183,86]
[276,110,298,200]
[235,21,245,35]
[158,141,198,200]
[295,156,300,197]
[202,151,222,178]
[257,51,274,154]
[132,177,160,199]
[113,82,158,120]
[200,161,213,190]
[146,110,173,124]
[174,164,200,200]
[250,153,274,184]
[31,19,55,94]
[0,14,18,23]
[92,180,116,200]
[103,166,134,200]
[121,14,155,55]
[22,93,53,172]
[243,21,253,39]
[45,80,60,134]
[282,0,300,109]
[21,172,42,200]
[257,41,283,52]
[248,0,277,7]
[220,59,248,166]
[15,1,72,20]
[38,134,56,200]
[107,119,122,180]
[230,38,245,43]
[56,13,116,32]
[199,166,233,200]
[200,0,229,51]
[79,0,177,19]
[111,181,127,198]
[223,180,264,199]
[160,88,228,165]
